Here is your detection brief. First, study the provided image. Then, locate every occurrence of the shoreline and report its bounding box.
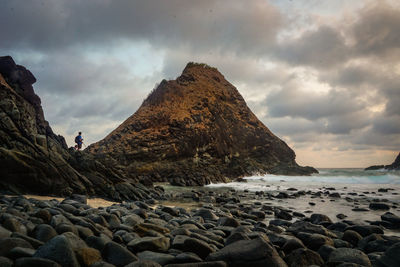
[0,179,399,266]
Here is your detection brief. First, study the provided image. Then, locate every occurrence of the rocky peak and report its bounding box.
[89,62,317,186]
[0,56,39,106]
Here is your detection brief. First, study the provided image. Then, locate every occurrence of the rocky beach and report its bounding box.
[1,175,400,267]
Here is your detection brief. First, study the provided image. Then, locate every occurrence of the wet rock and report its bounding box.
[86,236,108,251]
[282,238,305,254]
[334,238,351,248]
[275,192,289,199]
[328,222,349,232]
[327,248,371,267]
[276,210,292,221]
[358,234,400,254]
[0,237,33,256]
[206,236,287,266]
[329,192,341,198]
[126,260,162,267]
[284,248,324,267]
[174,252,202,263]
[0,256,13,267]
[62,232,87,250]
[318,244,336,262]
[183,237,216,259]
[75,247,102,267]
[378,242,400,267]
[7,247,36,259]
[161,207,179,217]
[342,230,362,247]
[102,241,138,267]
[288,221,336,238]
[33,224,57,242]
[381,212,400,226]
[0,225,11,239]
[67,194,87,204]
[310,213,332,224]
[14,257,61,267]
[217,217,240,227]
[225,232,250,246]
[194,209,219,221]
[2,217,27,234]
[11,232,44,249]
[33,235,80,267]
[128,236,170,253]
[172,235,190,250]
[369,203,390,210]
[137,251,175,265]
[164,262,227,267]
[297,232,334,251]
[345,225,384,237]
[55,223,78,235]
[90,261,116,267]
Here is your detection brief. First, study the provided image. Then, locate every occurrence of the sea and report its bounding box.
[207,168,400,197]
[205,168,400,235]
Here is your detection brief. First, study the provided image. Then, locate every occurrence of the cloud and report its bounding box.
[1,0,399,167]
[0,0,283,55]
[274,25,350,68]
[265,83,365,121]
[352,1,400,59]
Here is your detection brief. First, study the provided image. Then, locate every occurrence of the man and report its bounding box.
[75,132,84,150]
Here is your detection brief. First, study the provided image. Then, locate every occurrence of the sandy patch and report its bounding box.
[22,195,119,208]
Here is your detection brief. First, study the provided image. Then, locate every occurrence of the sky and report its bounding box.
[1,0,399,168]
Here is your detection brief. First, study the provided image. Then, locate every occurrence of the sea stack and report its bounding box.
[88,63,317,186]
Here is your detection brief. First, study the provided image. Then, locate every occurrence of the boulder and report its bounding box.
[0,237,33,256]
[183,238,216,259]
[15,257,61,267]
[137,251,175,265]
[284,248,324,267]
[206,236,287,267]
[33,235,80,267]
[102,241,138,267]
[128,236,170,253]
[327,248,371,267]
[378,242,400,267]
[342,230,362,247]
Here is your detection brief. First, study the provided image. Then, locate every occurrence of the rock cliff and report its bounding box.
[88,63,317,185]
[365,152,400,171]
[0,56,162,200]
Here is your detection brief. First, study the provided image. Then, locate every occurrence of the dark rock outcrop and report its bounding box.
[365,152,400,170]
[88,62,317,186]
[0,56,161,200]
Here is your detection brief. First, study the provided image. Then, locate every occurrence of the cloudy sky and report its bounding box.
[1,0,399,168]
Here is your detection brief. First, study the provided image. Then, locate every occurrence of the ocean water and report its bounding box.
[206,168,400,198]
[205,168,400,234]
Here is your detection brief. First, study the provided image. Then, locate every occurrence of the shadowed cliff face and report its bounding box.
[0,56,162,200]
[89,63,317,185]
[365,152,400,171]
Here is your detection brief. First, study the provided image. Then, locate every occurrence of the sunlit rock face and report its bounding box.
[0,56,161,200]
[89,63,317,186]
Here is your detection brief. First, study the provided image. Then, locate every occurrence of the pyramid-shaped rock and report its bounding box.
[89,63,317,185]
